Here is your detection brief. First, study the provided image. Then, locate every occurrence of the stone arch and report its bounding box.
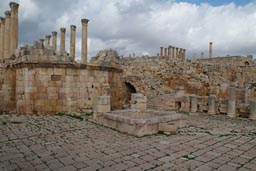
[244,61,250,66]
[124,82,137,105]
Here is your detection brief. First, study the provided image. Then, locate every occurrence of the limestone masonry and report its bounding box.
[0,2,256,123]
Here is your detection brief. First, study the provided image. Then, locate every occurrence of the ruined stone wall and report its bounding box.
[0,66,16,112]
[15,63,124,114]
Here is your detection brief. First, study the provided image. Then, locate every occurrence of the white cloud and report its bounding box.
[1,0,256,59]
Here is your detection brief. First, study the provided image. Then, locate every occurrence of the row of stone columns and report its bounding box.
[39,19,89,63]
[159,46,186,62]
[0,2,19,62]
[181,89,256,120]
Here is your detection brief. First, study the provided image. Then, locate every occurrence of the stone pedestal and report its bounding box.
[52,31,57,52]
[81,19,89,64]
[190,95,197,113]
[130,93,147,112]
[60,27,66,55]
[70,25,76,61]
[93,96,111,120]
[227,87,236,117]
[249,100,256,120]
[208,94,216,114]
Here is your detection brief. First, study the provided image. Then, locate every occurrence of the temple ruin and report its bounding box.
[0,2,256,136]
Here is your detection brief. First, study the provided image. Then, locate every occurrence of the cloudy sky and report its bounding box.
[1,0,256,60]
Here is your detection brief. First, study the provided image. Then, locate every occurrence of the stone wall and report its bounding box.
[0,66,16,112]
[14,63,123,114]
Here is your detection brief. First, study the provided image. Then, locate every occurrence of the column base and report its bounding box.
[227,113,236,118]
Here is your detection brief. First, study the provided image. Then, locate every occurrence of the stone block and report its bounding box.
[97,96,110,105]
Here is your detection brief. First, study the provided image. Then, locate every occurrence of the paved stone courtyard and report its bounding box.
[1,113,256,171]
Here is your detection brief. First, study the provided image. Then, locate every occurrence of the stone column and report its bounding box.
[227,86,236,117]
[164,48,167,59]
[160,47,163,59]
[39,39,44,49]
[81,18,89,64]
[172,47,175,60]
[175,47,179,60]
[9,2,19,55]
[179,49,183,61]
[193,53,197,62]
[45,35,51,48]
[0,18,5,62]
[208,94,216,114]
[182,96,190,113]
[168,46,172,62]
[249,100,256,120]
[52,31,57,52]
[4,11,11,59]
[70,25,76,61]
[183,49,186,61]
[209,42,213,59]
[200,52,204,59]
[190,95,198,113]
[60,27,66,55]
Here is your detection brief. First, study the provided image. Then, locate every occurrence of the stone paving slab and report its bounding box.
[0,113,256,171]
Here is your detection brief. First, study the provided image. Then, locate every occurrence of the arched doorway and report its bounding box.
[125,82,137,105]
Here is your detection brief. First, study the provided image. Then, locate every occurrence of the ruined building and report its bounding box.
[0,2,129,114]
[0,2,256,122]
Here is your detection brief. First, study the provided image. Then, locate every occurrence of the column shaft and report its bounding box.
[227,86,236,117]
[0,18,5,62]
[4,11,11,59]
[183,49,186,61]
[9,2,19,55]
[70,25,76,61]
[209,42,213,59]
[175,48,179,60]
[172,47,175,60]
[190,95,198,113]
[160,47,163,58]
[52,31,57,52]
[81,19,89,64]
[168,46,172,62]
[60,28,66,55]
[200,52,204,59]
[164,48,167,59]
[208,94,216,114]
[45,35,51,48]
